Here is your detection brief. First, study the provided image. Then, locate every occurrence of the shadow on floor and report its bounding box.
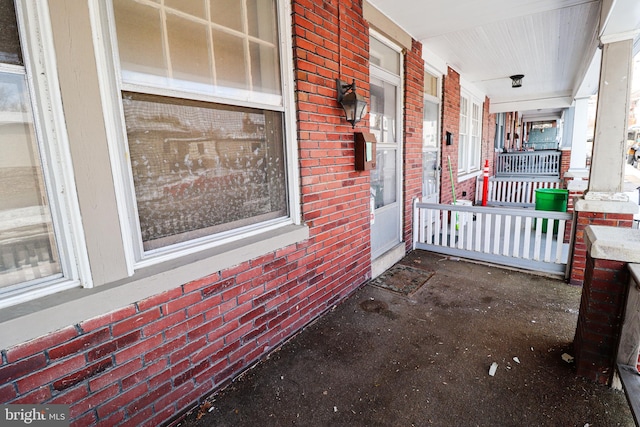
[176,250,634,427]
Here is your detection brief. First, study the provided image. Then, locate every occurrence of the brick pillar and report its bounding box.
[569,200,635,286]
[573,226,640,385]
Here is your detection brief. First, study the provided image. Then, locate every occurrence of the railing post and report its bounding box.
[618,265,640,371]
[482,159,489,206]
[413,198,419,250]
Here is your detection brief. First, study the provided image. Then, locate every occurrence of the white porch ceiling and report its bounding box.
[367,0,640,121]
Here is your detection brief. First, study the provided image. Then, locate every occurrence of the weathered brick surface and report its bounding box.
[440,67,460,205]
[403,39,424,249]
[569,210,634,285]
[573,255,630,385]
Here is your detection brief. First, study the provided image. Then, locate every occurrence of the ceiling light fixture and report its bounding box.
[510,74,524,88]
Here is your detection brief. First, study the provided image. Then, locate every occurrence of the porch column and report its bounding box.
[585,39,633,199]
[570,37,638,286]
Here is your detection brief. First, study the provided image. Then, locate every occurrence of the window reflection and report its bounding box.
[122,92,287,251]
[371,149,396,209]
[0,72,61,288]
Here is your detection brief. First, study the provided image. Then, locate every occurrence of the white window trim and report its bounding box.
[422,66,441,199]
[458,89,483,180]
[0,0,92,309]
[89,0,300,272]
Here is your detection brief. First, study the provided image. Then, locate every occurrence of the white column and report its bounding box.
[585,38,634,201]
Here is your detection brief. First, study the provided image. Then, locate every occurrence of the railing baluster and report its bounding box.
[483,213,492,253]
[555,220,566,262]
[442,209,449,246]
[544,223,554,262]
[523,217,532,259]
[465,212,473,250]
[533,218,543,261]
[493,214,502,254]
[435,210,441,246]
[503,215,511,256]
[474,212,482,252]
[449,211,456,248]
[423,207,431,244]
[513,216,522,257]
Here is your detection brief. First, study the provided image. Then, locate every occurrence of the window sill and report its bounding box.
[457,170,481,182]
[0,223,309,349]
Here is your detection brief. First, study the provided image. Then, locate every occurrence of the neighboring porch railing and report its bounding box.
[413,200,572,276]
[496,150,561,177]
[475,176,563,207]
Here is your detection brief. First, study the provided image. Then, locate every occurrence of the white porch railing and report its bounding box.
[475,176,563,207]
[413,200,572,276]
[496,150,561,177]
[617,265,640,425]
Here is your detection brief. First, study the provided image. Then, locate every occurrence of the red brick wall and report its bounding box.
[0,2,372,426]
[573,255,629,385]
[403,39,424,250]
[560,150,571,181]
[441,67,460,205]
[483,96,496,176]
[569,211,634,285]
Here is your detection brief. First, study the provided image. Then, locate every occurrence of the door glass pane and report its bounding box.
[370,78,397,143]
[0,72,61,288]
[122,92,287,251]
[424,71,438,98]
[0,0,22,66]
[423,151,437,198]
[371,149,396,209]
[423,101,438,148]
[369,37,399,75]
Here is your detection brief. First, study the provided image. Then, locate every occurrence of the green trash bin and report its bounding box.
[534,188,568,233]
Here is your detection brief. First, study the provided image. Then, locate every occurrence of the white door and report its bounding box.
[369,36,403,261]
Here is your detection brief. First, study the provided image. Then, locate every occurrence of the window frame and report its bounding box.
[457,89,483,179]
[90,0,300,271]
[0,0,91,309]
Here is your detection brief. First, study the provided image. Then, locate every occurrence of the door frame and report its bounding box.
[369,30,404,266]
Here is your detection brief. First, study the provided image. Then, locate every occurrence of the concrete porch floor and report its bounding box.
[176,250,634,427]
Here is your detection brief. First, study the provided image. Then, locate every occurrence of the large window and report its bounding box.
[111,0,289,258]
[0,0,85,307]
[458,92,483,175]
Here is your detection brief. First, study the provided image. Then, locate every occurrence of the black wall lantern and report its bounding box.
[510,74,524,88]
[336,78,368,128]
